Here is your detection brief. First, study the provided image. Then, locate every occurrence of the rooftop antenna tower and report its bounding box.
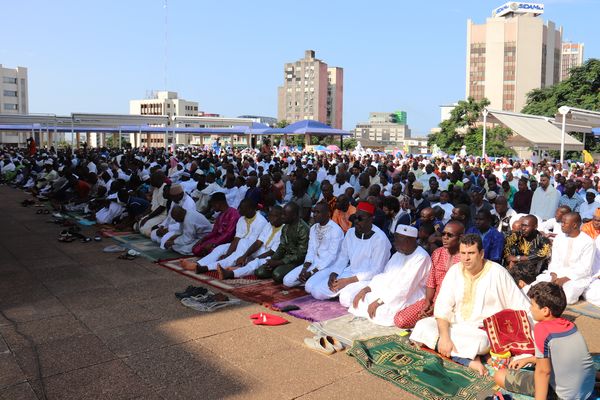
[163,0,168,91]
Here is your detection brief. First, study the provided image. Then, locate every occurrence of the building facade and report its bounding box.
[129,91,199,147]
[560,42,584,81]
[277,50,343,129]
[353,111,412,148]
[237,115,277,127]
[0,65,29,145]
[466,3,562,112]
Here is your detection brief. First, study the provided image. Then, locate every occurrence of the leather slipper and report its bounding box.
[303,336,335,355]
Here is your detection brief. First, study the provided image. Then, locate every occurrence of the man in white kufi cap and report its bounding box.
[348,224,432,326]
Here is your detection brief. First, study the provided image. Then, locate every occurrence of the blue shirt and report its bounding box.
[466,226,505,263]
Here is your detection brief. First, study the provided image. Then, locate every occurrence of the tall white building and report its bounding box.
[0,65,29,145]
[129,91,199,147]
[560,42,585,81]
[0,65,28,115]
[466,3,562,112]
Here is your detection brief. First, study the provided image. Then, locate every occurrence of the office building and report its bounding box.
[129,91,199,147]
[353,111,411,148]
[277,50,343,129]
[0,65,29,145]
[560,42,584,81]
[466,2,562,112]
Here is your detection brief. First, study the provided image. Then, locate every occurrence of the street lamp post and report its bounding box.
[482,109,489,159]
[558,106,570,167]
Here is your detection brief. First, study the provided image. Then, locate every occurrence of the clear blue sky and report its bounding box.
[2,0,598,136]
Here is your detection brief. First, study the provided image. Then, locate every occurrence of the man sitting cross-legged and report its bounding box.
[307,201,391,306]
[190,199,268,273]
[282,202,344,288]
[409,233,531,376]
[348,224,432,326]
[254,202,310,284]
[150,184,197,248]
[530,212,594,304]
[163,205,212,255]
[217,206,284,280]
[393,221,465,329]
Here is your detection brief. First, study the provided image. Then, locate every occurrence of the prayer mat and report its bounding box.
[159,257,263,291]
[272,295,349,322]
[231,281,306,305]
[112,234,181,262]
[566,301,600,320]
[308,314,404,347]
[348,335,496,400]
[483,309,535,355]
[62,210,96,226]
[98,228,134,237]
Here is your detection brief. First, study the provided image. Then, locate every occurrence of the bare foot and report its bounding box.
[180,259,198,271]
[468,356,488,376]
[217,265,234,280]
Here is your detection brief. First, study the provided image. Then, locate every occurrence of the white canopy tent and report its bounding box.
[481,109,584,159]
[554,107,600,165]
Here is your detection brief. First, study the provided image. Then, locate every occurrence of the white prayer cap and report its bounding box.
[107,193,118,200]
[44,159,54,165]
[395,224,418,238]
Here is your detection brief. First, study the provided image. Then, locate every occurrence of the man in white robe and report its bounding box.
[530,173,560,221]
[532,212,594,304]
[349,224,432,326]
[150,185,197,249]
[95,193,125,224]
[283,202,344,288]
[164,206,212,255]
[308,201,391,306]
[195,198,268,272]
[217,206,284,279]
[410,233,530,375]
[138,172,168,237]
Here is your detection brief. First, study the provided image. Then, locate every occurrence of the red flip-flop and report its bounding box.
[249,312,264,320]
[252,313,289,326]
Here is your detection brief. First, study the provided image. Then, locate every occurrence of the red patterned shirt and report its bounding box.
[426,247,461,301]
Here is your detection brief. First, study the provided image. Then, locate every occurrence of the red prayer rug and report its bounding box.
[483,309,535,355]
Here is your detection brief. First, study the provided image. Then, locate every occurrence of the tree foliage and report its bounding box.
[522,58,600,154]
[521,58,600,116]
[428,97,515,156]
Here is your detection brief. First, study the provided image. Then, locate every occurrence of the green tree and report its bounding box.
[342,137,357,150]
[105,135,130,149]
[521,58,600,154]
[276,119,290,128]
[428,97,513,156]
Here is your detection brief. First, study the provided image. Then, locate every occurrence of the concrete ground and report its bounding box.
[1,185,599,400]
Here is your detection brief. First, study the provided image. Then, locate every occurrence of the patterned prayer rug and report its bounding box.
[231,281,307,305]
[273,295,349,322]
[159,257,263,291]
[566,301,600,320]
[308,314,404,347]
[112,234,181,261]
[348,335,496,400]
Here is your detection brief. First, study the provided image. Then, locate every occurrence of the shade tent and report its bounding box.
[481,109,584,158]
[554,107,600,164]
[264,120,351,136]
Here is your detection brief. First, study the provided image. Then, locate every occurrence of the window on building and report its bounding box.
[3,90,18,97]
[4,104,18,111]
[3,77,17,84]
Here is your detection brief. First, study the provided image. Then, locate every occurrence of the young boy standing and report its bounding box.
[494,282,595,399]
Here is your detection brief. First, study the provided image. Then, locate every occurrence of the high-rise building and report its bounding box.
[560,42,584,81]
[129,91,199,147]
[466,3,562,112]
[354,111,411,147]
[0,65,28,115]
[277,50,343,129]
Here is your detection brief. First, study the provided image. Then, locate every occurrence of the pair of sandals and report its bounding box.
[249,312,289,326]
[304,335,344,355]
[21,199,35,207]
[58,228,91,243]
[36,209,50,214]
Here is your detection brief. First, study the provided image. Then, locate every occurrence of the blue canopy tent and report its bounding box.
[261,120,351,150]
[593,128,600,135]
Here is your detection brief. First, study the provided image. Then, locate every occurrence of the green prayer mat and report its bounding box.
[348,335,496,400]
[112,234,182,261]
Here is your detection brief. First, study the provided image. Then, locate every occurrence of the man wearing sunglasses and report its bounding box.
[308,201,391,306]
